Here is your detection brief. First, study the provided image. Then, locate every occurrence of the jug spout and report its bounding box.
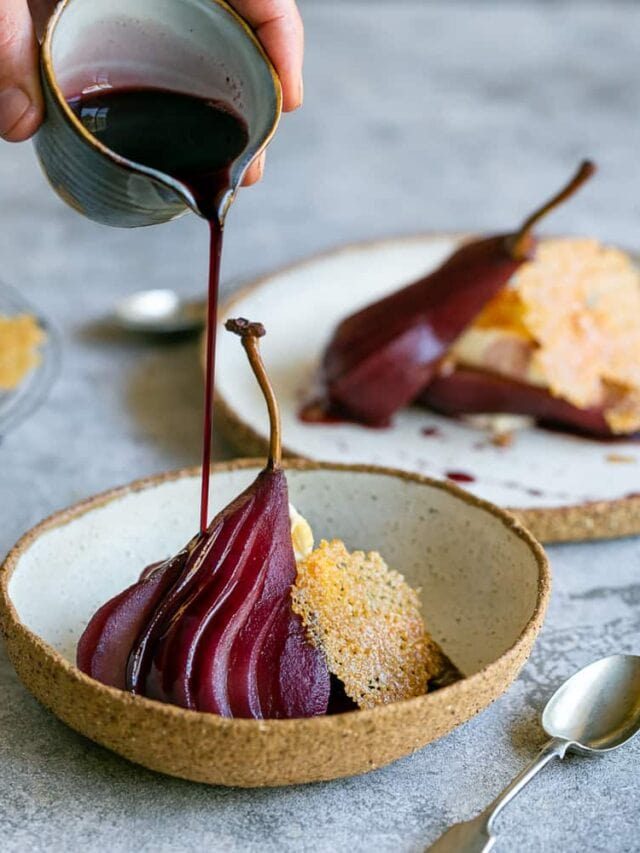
[168,178,238,226]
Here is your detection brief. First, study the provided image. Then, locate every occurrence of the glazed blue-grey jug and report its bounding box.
[35,0,282,227]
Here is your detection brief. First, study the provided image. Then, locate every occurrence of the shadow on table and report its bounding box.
[80,319,235,464]
[124,341,204,463]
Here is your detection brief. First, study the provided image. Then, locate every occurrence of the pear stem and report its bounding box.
[225,318,281,468]
[508,160,596,260]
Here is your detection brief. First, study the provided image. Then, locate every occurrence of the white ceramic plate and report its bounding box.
[216,235,640,543]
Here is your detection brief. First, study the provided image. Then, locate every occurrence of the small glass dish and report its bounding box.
[0,281,60,436]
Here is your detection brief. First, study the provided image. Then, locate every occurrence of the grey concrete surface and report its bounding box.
[2,2,640,851]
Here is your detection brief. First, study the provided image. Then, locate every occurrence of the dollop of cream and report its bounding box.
[289,503,314,562]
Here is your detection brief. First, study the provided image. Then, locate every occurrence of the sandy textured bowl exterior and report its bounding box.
[0,460,550,787]
[213,233,640,545]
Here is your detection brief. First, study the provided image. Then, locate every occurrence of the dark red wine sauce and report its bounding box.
[69,87,249,532]
[445,470,475,484]
[199,220,223,532]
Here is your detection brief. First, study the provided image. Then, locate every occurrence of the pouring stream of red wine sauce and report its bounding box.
[69,87,250,532]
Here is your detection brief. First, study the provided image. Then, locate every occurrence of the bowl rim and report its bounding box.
[214,231,640,544]
[0,457,550,732]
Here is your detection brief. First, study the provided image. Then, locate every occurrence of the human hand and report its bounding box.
[0,0,304,185]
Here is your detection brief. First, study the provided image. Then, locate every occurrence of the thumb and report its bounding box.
[0,0,43,141]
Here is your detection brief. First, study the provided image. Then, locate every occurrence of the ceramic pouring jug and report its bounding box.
[35,0,282,227]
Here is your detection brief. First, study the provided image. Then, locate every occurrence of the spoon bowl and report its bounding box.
[542,654,640,753]
[113,289,206,334]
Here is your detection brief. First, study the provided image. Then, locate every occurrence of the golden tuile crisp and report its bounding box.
[291,539,444,709]
[517,239,640,411]
[472,288,532,338]
[459,238,640,434]
[0,314,45,390]
[604,387,640,435]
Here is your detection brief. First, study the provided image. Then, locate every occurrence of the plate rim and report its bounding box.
[214,232,640,544]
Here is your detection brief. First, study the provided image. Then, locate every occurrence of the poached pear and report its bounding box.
[321,162,596,426]
[420,366,614,438]
[78,319,330,719]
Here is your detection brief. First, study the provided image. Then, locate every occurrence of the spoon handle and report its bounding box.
[485,737,569,829]
[425,738,569,852]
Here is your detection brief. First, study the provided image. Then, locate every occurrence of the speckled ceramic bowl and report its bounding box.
[0,460,550,787]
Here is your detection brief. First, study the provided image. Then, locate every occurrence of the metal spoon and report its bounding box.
[113,289,206,335]
[427,654,640,852]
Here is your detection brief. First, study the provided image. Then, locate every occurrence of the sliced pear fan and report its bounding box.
[78,317,455,719]
[78,318,331,719]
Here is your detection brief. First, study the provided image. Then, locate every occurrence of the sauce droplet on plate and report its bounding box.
[446,470,475,484]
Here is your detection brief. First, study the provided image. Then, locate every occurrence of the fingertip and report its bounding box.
[242,169,258,187]
[0,0,46,142]
[282,75,303,113]
[242,152,266,187]
[279,8,304,111]
[0,98,42,142]
[236,0,304,114]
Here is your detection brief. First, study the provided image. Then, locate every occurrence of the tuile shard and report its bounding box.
[77,319,330,719]
[320,161,596,426]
